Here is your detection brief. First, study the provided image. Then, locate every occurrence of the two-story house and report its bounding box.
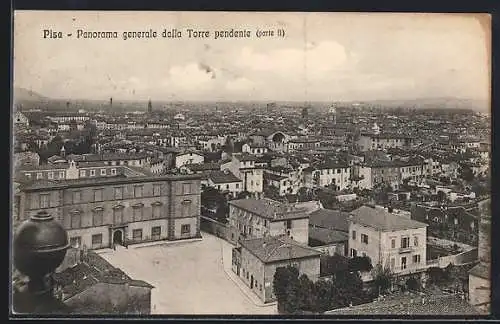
[348,205,428,276]
[228,198,310,245]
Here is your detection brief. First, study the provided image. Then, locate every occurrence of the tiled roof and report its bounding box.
[309,209,350,232]
[53,251,153,300]
[264,172,287,182]
[326,292,479,315]
[469,262,489,280]
[207,170,241,184]
[19,173,201,191]
[229,198,310,220]
[234,153,258,162]
[309,227,348,244]
[350,206,427,232]
[184,162,221,172]
[240,235,321,263]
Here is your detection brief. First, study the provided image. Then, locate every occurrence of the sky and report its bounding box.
[13,12,490,102]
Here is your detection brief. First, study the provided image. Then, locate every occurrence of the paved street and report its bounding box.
[99,233,277,315]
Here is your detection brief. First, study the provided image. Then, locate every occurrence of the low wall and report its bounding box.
[200,216,236,244]
[427,248,478,268]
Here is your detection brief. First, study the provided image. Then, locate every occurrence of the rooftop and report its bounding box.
[229,198,310,220]
[309,227,349,244]
[240,235,321,263]
[19,173,201,192]
[207,170,241,184]
[325,291,479,315]
[309,208,350,232]
[53,251,153,301]
[350,205,428,232]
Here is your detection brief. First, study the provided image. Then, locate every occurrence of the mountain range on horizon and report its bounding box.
[12,87,490,112]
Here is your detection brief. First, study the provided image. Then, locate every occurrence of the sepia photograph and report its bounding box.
[11,11,491,317]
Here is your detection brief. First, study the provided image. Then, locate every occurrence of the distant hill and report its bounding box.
[13,87,50,102]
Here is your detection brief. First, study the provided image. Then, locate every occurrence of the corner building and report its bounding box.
[16,174,202,250]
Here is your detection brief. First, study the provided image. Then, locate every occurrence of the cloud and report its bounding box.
[236,41,349,79]
[163,63,216,90]
[225,77,255,92]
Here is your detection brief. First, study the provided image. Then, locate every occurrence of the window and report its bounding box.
[151,226,161,240]
[100,169,106,176]
[181,224,191,234]
[72,191,81,204]
[114,187,123,200]
[352,230,357,240]
[152,205,161,219]
[401,237,410,249]
[414,236,419,247]
[183,183,191,194]
[259,284,262,291]
[181,200,191,217]
[70,211,81,228]
[350,248,357,258]
[90,170,96,176]
[337,169,341,174]
[93,189,103,202]
[92,234,103,248]
[390,257,395,270]
[111,168,116,175]
[401,257,407,270]
[132,229,143,241]
[93,209,103,226]
[58,171,65,178]
[113,208,123,224]
[391,238,396,249]
[153,184,161,196]
[286,220,292,229]
[133,206,143,222]
[413,254,421,264]
[79,170,86,177]
[236,183,239,189]
[226,184,230,190]
[134,185,143,198]
[70,237,81,248]
[361,234,369,244]
[39,194,50,208]
[37,173,43,179]
[48,172,54,179]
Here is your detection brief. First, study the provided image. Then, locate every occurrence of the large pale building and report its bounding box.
[228,198,310,245]
[348,205,428,275]
[15,174,202,249]
[222,153,263,197]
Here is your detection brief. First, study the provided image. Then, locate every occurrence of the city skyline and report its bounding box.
[14,12,490,104]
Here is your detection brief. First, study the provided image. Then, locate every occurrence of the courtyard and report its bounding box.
[98,232,277,315]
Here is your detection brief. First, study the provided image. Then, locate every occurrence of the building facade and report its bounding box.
[16,174,202,250]
[348,206,428,275]
[232,236,321,303]
[228,198,310,245]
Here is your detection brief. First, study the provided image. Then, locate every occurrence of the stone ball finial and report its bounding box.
[14,211,69,293]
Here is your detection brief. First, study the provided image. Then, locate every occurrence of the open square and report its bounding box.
[98,233,276,315]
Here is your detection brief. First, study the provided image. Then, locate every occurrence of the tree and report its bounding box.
[459,165,474,182]
[297,187,313,202]
[348,256,373,272]
[201,187,228,222]
[236,191,251,200]
[273,266,300,313]
[264,185,280,200]
[371,264,393,296]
